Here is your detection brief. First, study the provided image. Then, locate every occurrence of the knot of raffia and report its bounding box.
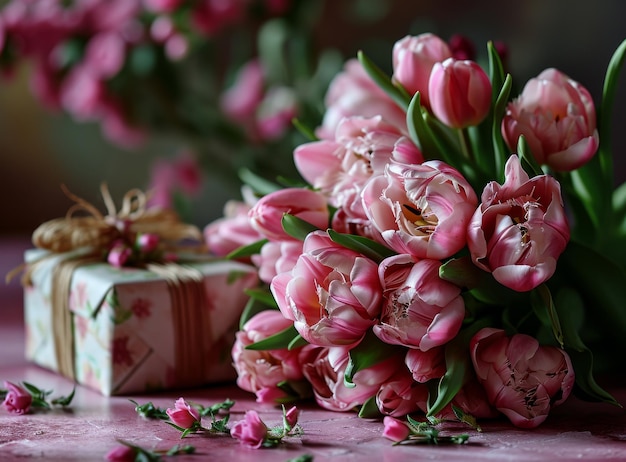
[30,183,204,267]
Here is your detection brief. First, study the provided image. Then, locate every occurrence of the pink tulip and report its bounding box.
[450,373,499,420]
[83,32,126,79]
[374,254,465,351]
[232,310,305,404]
[256,86,298,141]
[190,0,247,36]
[2,381,32,415]
[248,188,329,241]
[470,328,574,428]
[467,155,570,291]
[502,68,599,171]
[376,370,426,417]
[166,397,200,429]
[203,198,263,258]
[251,240,302,284]
[317,59,407,140]
[391,33,452,110]
[231,410,268,449]
[220,59,265,121]
[382,416,411,442]
[428,57,492,128]
[296,116,423,241]
[405,347,446,383]
[59,66,107,121]
[362,159,477,260]
[271,231,382,347]
[299,345,397,412]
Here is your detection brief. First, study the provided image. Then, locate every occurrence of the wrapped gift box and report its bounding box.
[24,249,258,396]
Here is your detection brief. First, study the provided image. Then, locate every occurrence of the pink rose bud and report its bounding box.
[249,188,329,241]
[382,416,411,442]
[392,33,452,110]
[107,242,132,267]
[105,444,137,462]
[166,397,200,429]
[231,410,268,449]
[136,233,160,253]
[467,155,570,291]
[428,58,492,128]
[502,68,599,171]
[2,381,32,415]
[284,406,299,429]
[471,328,575,428]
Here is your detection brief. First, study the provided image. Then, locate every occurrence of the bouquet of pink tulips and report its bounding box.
[205,32,626,429]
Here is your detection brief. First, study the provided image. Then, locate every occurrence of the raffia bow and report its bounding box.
[8,183,204,286]
[32,183,202,254]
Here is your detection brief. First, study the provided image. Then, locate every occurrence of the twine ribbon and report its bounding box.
[16,184,213,388]
[147,264,214,387]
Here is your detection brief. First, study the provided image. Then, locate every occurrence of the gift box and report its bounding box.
[24,248,258,396]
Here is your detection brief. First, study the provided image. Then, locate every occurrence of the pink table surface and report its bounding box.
[1,236,626,461]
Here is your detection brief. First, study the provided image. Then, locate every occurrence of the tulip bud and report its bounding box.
[382,416,410,442]
[392,33,452,109]
[428,58,492,128]
[502,68,598,171]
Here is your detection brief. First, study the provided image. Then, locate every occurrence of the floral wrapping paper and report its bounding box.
[23,249,258,396]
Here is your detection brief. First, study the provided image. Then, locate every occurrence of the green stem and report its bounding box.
[458,128,473,162]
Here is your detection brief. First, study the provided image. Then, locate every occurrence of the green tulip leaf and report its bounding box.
[358,396,382,419]
[517,135,543,177]
[530,284,564,348]
[598,38,626,183]
[357,50,410,110]
[226,239,268,260]
[288,334,308,350]
[327,229,395,263]
[239,298,275,329]
[245,324,300,351]
[559,240,626,341]
[282,214,320,241]
[426,340,468,417]
[292,118,318,141]
[553,287,619,406]
[487,41,506,105]
[244,288,279,308]
[238,167,282,195]
[344,330,404,388]
[492,73,513,181]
